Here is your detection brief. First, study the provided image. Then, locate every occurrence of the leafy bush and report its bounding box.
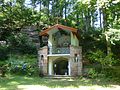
[8,32,37,55]
[0,45,9,60]
[103,66,120,79]
[87,68,98,78]
[0,43,9,77]
[87,50,117,67]
[0,61,8,77]
[7,54,39,76]
[87,50,119,78]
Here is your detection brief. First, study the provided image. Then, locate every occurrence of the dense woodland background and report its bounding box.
[0,0,120,77]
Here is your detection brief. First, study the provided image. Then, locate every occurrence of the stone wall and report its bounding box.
[22,26,40,49]
[70,45,82,76]
[38,45,82,76]
[38,46,48,75]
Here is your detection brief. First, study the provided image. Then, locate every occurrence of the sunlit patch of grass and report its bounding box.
[7,81,20,85]
[0,75,120,90]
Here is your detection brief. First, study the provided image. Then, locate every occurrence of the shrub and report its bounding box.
[0,45,9,60]
[103,66,120,79]
[87,50,117,67]
[0,44,9,76]
[87,50,119,78]
[8,32,37,55]
[0,61,8,77]
[87,68,98,78]
[7,54,39,76]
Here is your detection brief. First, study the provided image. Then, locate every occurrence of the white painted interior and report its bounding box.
[48,34,52,54]
[48,28,79,47]
[75,35,79,46]
[68,60,71,76]
[47,54,70,57]
[48,28,58,35]
[71,32,79,46]
[48,34,52,46]
[48,60,53,75]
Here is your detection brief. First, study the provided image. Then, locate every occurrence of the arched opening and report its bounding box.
[53,58,68,75]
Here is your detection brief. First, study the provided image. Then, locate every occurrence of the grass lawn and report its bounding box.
[0,75,120,90]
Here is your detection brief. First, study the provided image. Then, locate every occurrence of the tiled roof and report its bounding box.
[39,24,77,36]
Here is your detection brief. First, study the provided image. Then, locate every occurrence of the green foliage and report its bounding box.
[0,0,38,56]
[81,29,106,54]
[104,28,120,45]
[102,66,120,79]
[8,32,37,55]
[86,49,120,78]
[87,68,98,78]
[112,42,120,59]
[0,61,7,67]
[0,1,38,28]
[8,54,39,76]
[87,50,117,67]
[0,43,8,76]
[0,44,9,61]
[0,60,8,77]
[1,75,120,90]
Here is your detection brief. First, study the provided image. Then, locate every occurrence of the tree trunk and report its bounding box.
[105,33,111,55]
[47,0,50,23]
[76,13,79,28]
[102,8,107,32]
[102,8,111,55]
[39,0,42,17]
[99,8,102,30]
[64,0,67,25]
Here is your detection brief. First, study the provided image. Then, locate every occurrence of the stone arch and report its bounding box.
[53,57,69,75]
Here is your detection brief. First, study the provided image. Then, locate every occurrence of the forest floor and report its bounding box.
[0,75,120,90]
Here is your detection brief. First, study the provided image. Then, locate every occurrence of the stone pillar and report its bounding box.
[70,45,77,76]
[77,46,82,75]
[70,45,82,76]
[38,46,48,75]
[48,59,53,75]
[68,59,71,76]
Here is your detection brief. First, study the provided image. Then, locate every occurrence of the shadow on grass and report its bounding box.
[0,75,119,90]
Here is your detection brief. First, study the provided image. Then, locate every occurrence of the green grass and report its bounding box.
[0,75,120,90]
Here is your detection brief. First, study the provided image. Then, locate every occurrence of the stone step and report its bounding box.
[45,75,75,79]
